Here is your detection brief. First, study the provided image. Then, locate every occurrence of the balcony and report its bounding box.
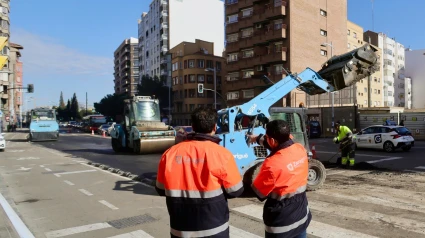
[253,26,287,43]
[1,93,7,99]
[161,46,168,53]
[225,0,239,14]
[226,60,240,72]
[226,21,240,33]
[264,2,286,19]
[0,1,9,9]
[161,69,168,75]
[161,10,168,17]
[226,40,240,52]
[237,0,253,9]
[161,34,168,40]
[161,22,168,29]
[251,51,287,65]
[237,16,253,29]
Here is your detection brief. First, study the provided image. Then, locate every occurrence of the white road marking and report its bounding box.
[45,168,52,172]
[367,157,403,164]
[317,151,388,158]
[0,192,35,238]
[44,222,112,238]
[232,204,378,238]
[99,200,119,210]
[415,166,425,170]
[309,200,425,235]
[63,180,74,186]
[314,189,425,214]
[17,157,39,160]
[78,189,93,196]
[54,174,61,177]
[53,169,97,176]
[107,230,154,238]
[17,167,31,171]
[229,225,262,238]
[0,166,5,168]
[40,165,45,168]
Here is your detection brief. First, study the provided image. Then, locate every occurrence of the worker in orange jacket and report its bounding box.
[156,107,244,238]
[248,120,311,238]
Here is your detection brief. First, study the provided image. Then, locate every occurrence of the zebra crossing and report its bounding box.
[41,169,425,238]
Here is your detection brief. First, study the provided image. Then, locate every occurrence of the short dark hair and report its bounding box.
[191,107,218,133]
[266,120,290,144]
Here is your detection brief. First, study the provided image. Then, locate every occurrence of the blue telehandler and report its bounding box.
[215,43,379,191]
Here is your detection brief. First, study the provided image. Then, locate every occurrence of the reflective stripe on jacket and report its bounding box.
[155,133,244,238]
[337,125,353,142]
[252,140,312,238]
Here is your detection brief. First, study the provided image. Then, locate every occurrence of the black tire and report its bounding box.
[383,141,394,153]
[133,140,141,154]
[112,138,123,152]
[243,162,263,185]
[402,146,411,152]
[307,159,326,191]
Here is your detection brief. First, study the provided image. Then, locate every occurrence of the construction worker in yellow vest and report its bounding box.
[333,121,355,168]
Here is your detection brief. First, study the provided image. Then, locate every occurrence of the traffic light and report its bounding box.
[198,83,204,93]
[27,84,34,93]
[0,36,8,69]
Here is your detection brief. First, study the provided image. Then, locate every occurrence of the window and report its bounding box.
[320,50,327,56]
[206,60,214,68]
[320,29,327,36]
[242,49,254,58]
[274,64,283,75]
[179,77,183,84]
[227,14,238,23]
[388,91,393,97]
[188,60,195,68]
[243,89,254,98]
[189,104,195,111]
[364,100,367,105]
[241,8,253,17]
[197,60,204,68]
[227,33,238,43]
[189,75,196,83]
[242,69,254,78]
[353,32,357,39]
[274,19,283,30]
[227,53,238,62]
[320,9,327,16]
[241,28,254,38]
[364,87,367,93]
[197,75,205,83]
[227,72,239,81]
[227,91,239,100]
[274,42,284,52]
[274,0,284,7]
[347,29,350,35]
[374,89,377,94]
[378,89,381,94]
[207,75,213,83]
[347,43,350,49]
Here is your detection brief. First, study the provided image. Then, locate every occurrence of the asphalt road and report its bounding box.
[0,131,425,238]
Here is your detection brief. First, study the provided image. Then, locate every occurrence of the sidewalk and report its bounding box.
[3,128,29,141]
[0,203,19,238]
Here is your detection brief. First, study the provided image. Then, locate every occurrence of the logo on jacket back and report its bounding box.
[287,156,307,171]
[234,153,248,160]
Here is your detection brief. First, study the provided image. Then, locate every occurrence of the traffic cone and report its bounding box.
[311,144,317,159]
[102,131,106,138]
[91,130,94,135]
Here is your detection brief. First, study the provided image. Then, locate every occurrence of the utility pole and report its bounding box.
[86,92,88,116]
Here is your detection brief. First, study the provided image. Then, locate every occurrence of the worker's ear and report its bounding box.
[213,124,217,132]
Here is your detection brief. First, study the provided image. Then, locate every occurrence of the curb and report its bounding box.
[86,162,154,186]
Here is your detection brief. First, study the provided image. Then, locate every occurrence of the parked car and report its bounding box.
[174,126,193,144]
[353,125,414,152]
[0,133,5,152]
[307,121,321,138]
[97,124,111,135]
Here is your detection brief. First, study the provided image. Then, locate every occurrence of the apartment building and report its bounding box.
[405,49,424,109]
[113,38,139,97]
[138,0,224,85]
[170,39,224,126]
[224,0,347,107]
[364,31,407,108]
[0,0,9,129]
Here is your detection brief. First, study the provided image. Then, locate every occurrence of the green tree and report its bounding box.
[94,93,127,120]
[70,93,80,120]
[138,75,172,113]
[59,91,66,109]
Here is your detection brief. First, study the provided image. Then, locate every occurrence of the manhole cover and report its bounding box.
[107,214,157,229]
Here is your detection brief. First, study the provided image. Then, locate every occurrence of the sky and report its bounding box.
[9,0,424,110]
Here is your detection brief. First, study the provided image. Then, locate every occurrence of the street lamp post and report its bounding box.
[321,42,335,131]
[205,67,217,109]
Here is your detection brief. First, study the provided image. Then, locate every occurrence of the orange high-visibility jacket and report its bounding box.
[252,141,312,238]
[156,133,244,237]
